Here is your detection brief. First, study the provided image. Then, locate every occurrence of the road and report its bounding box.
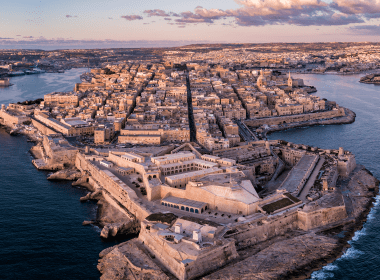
[235,119,259,142]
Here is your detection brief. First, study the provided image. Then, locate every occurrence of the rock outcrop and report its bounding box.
[360,73,380,84]
[47,168,82,181]
[97,240,170,280]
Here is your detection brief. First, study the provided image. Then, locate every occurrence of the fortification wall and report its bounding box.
[139,226,237,280]
[184,240,237,280]
[245,108,345,127]
[0,110,30,126]
[76,153,151,221]
[139,229,186,279]
[298,206,347,231]
[226,210,300,249]
[226,202,347,248]
[42,136,78,166]
[108,152,147,175]
[31,118,57,135]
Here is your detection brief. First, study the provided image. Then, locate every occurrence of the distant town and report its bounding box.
[0,43,378,280]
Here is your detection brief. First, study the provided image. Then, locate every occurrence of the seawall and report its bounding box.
[75,153,152,222]
[258,108,355,137]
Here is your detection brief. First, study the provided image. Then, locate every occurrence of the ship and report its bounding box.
[24,68,46,75]
[7,71,25,77]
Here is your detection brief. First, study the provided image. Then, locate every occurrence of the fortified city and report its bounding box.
[0,43,379,280]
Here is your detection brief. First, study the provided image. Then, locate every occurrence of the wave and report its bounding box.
[310,270,334,280]
[351,227,367,242]
[339,247,364,260]
[323,264,339,271]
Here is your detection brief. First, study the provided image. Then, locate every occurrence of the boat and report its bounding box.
[7,71,25,77]
[24,68,46,75]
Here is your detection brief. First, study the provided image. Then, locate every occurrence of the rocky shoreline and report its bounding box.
[359,73,380,85]
[96,166,379,280]
[2,108,379,280]
[201,166,379,280]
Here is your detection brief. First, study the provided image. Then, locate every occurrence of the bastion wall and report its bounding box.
[0,110,30,126]
[298,205,347,230]
[139,225,238,280]
[245,108,345,127]
[226,203,347,249]
[75,153,152,221]
[31,118,57,135]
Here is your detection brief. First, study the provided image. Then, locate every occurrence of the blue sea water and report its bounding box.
[268,74,380,280]
[1,70,380,279]
[0,69,120,280]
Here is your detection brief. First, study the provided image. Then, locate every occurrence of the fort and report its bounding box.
[0,62,378,280]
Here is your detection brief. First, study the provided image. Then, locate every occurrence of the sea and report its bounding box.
[0,69,121,280]
[0,69,379,279]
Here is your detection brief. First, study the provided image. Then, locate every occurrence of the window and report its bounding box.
[161,202,164,205]
[186,207,189,212]
[181,206,185,210]
[190,208,194,213]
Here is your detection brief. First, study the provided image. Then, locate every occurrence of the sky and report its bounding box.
[1,0,380,49]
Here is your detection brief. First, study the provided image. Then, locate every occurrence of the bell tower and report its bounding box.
[287,72,293,87]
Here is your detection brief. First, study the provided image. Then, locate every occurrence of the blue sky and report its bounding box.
[1,0,380,49]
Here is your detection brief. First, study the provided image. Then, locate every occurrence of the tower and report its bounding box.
[257,69,266,87]
[288,72,293,87]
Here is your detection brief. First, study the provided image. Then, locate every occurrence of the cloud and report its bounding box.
[23,36,34,39]
[174,8,229,24]
[143,9,169,17]
[331,0,380,16]
[121,15,143,21]
[348,24,380,35]
[164,17,172,21]
[0,37,13,40]
[66,15,77,18]
[163,0,377,27]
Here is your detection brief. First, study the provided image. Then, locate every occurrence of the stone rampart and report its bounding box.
[245,108,345,128]
[0,110,30,126]
[225,202,347,249]
[31,118,58,135]
[139,226,237,280]
[226,210,300,249]
[108,152,147,175]
[42,136,78,166]
[75,153,152,221]
[298,205,347,231]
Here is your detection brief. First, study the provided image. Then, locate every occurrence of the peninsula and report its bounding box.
[360,73,380,85]
[0,51,378,280]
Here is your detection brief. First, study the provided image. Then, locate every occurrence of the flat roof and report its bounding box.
[166,167,222,181]
[162,196,207,209]
[280,154,319,194]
